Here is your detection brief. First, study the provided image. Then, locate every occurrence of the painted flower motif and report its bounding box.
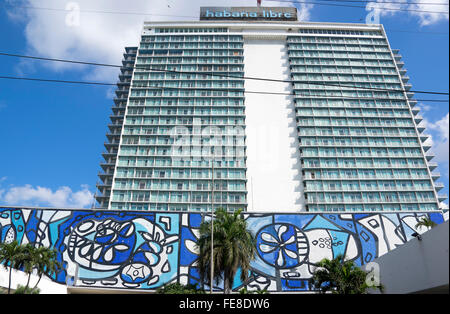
[120,263,152,284]
[257,224,300,268]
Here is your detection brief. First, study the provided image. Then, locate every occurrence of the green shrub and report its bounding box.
[13,285,40,294]
[156,282,205,294]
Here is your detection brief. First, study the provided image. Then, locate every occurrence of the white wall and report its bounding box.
[363,220,449,294]
[244,37,305,212]
[0,267,67,294]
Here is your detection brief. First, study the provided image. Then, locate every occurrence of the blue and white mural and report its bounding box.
[0,207,444,292]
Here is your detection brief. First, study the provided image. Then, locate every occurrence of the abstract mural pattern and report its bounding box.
[0,207,444,292]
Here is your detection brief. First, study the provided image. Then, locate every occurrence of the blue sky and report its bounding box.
[0,0,448,208]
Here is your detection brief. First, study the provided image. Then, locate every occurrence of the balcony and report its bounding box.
[419,132,430,140]
[304,186,436,193]
[98,171,114,178]
[109,114,125,121]
[100,162,116,171]
[434,181,444,189]
[396,61,405,68]
[108,122,123,128]
[96,181,112,190]
[106,130,122,136]
[120,61,134,71]
[425,153,435,161]
[116,80,131,86]
[113,96,128,103]
[431,172,441,180]
[417,125,426,133]
[115,87,129,93]
[104,142,119,149]
[438,194,448,202]
[102,151,118,159]
[111,106,126,114]
[95,194,111,201]
[414,115,423,123]
[119,72,132,78]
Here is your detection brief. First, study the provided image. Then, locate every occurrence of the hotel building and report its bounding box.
[95,7,446,212]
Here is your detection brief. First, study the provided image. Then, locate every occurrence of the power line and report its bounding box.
[0,52,121,68]
[1,3,197,19]
[2,2,448,35]
[0,75,448,103]
[1,52,448,96]
[386,29,449,35]
[0,75,115,86]
[2,1,449,16]
[266,0,449,5]
[264,0,450,13]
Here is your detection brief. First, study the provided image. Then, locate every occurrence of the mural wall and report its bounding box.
[0,207,444,292]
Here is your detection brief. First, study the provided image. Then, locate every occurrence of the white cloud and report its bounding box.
[421,112,449,193]
[410,0,450,26]
[7,0,311,83]
[426,113,449,164]
[417,102,432,112]
[292,2,314,21]
[0,184,94,208]
[368,0,449,26]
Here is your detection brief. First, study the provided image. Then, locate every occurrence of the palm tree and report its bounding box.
[197,208,256,294]
[310,254,384,294]
[0,241,26,294]
[31,246,62,290]
[0,242,62,293]
[21,244,62,290]
[21,243,38,289]
[415,216,437,231]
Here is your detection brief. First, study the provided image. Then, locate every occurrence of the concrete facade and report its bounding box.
[364,220,449,294]
[95,18,447,213]
[244,37,304,212]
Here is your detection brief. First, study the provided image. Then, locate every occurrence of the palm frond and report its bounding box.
[197,208,256,293]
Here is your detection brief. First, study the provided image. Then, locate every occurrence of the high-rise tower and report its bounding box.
[95,7,446,212]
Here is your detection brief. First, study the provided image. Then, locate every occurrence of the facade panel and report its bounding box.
[288,27,441,212]
[108,27,247,211]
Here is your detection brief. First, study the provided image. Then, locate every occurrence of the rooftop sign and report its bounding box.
[200,7,298,21]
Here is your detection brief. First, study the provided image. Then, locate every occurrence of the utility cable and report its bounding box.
[1,52,448,96]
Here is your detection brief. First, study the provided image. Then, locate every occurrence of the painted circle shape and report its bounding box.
[256,223,308,269]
